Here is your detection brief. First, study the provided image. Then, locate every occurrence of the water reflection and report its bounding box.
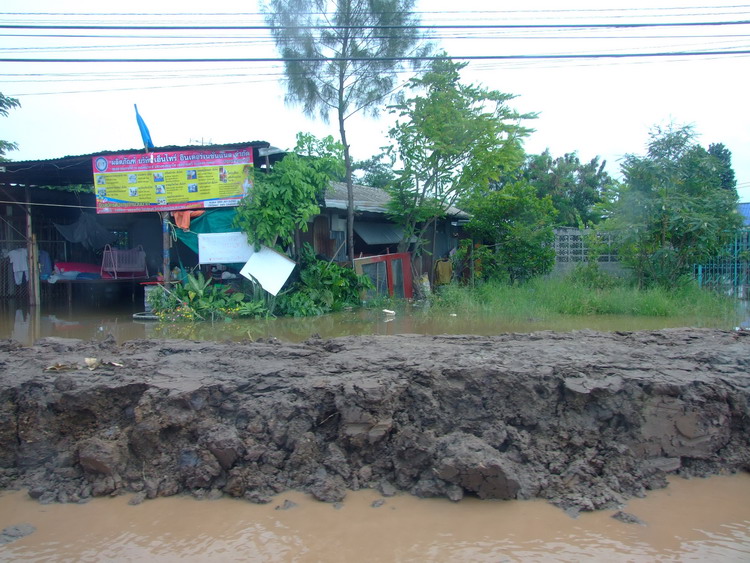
[0,301,745,346]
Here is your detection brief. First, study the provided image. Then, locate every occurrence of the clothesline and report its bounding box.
[0,200,97,210]
[0,213,27,240]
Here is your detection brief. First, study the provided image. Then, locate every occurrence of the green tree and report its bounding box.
[386,57,535,261]
[234,132,344,252]
[708,142,736,191]
[518,150,615,227]
[464,182,557,283]
[262,0,430,263]
[353,153,395,189]
[602,123,742,288]
[0,92,21,160]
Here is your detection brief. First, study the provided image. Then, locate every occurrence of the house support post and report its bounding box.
[24,191,40,307]
[161,212,171,288]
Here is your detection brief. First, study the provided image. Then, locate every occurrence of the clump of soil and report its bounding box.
[0,328,748,511]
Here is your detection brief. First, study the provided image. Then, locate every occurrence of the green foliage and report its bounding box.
[146,283,180,314]
[464,182,557,283]
[451,240,498,285]
[234,300,269,318]
[234,132,344,252]
[263,0,431,262]
[602,123,742,288]
[264,0,429,122]
[386,57,535,259]
[353,154,396,189]
[147,273,267,322]
[708,143,736,191]
[566,262,619,290]
[146,246,373,322]
[505,150,617,227]
[275,244,373,317]
[0,92,21,159]
[429,277,737,320]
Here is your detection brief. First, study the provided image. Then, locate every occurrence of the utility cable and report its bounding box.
[1,20,749,30]
[2,50,749,64]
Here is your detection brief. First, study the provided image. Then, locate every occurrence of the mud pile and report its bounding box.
[1,329,748,511]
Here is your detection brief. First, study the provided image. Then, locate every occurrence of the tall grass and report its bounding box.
[430,277,738,322]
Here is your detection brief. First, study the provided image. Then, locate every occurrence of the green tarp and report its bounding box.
[173,208,239,255]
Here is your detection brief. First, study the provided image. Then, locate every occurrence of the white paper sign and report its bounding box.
[198,232,255,264]
[239,246,296,296]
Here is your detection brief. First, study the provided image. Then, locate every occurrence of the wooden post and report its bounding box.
[161,212,171,288]
[24,190,39,307]
[29,234,40,307]
[430,221,437,289]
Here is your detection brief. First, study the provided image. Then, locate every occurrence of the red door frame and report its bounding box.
[353,252,413,299]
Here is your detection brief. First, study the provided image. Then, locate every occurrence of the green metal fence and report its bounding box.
[694,229,750,299]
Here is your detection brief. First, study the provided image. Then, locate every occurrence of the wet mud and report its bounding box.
[0,328,748,512]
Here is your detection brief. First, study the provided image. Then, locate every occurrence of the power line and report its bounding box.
[1,6,749,17]
[1,20,750,31]
[2,50,749,64]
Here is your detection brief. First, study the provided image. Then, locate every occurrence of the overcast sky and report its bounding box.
[2,1,749,201]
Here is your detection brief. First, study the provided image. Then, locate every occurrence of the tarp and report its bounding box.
[173,208,239,255]
[54,212,116,250]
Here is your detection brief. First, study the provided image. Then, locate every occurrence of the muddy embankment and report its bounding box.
[0,328,749,512]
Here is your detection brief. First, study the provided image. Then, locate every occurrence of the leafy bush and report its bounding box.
[275,244,373,317]
[147,272,268,321]
[567,262,619,290]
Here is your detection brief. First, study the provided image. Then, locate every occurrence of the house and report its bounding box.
[0,144,466,308]
[303,180,467,260]
[0,142,281,307]
[305,181,469,299]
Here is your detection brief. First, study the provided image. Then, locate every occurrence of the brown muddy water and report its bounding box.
[0,474,749,561]
[2,303,749,561]
[1,301,747,345]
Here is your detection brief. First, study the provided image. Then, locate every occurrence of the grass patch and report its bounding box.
[430,276,738,322]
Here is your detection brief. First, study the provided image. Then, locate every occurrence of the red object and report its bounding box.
[354,252,413,298]
[55,262,113,278]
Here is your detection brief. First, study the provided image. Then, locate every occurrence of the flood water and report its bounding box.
[1,302,749,560]
[0,474,748,561]
[0,301,746,345]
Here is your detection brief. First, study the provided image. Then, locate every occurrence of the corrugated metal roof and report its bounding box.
[325,181,469,219]
[353,222,406,245]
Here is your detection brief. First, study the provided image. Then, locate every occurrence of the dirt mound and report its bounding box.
[1,328,749,511]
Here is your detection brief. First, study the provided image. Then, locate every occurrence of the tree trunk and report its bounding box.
[341,120,355,265]
[337,11,355,265]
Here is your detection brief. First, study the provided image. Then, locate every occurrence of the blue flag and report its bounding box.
[134,104,154,151]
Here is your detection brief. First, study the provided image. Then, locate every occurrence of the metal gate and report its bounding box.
[694,229,750,299]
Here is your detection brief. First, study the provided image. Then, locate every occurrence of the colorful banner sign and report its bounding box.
[92,147,254,214]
